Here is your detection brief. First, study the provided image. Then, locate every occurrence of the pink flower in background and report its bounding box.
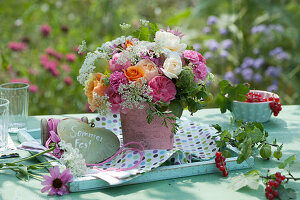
[162,26,184,39]
[64,77,73,86]
[46,48,57,57]
[8,42,27,51]
[66,53,76,62]
[105,87,122,114]
[61,64,71,73]
[41,166,73,196]
[109,71,128,92]
[51,69,60,77]
[193,63,208,83]
[28,68,39,75]
[40,24,51,37]
[109,53,131,72]
[149,76,176,104]
[29,85,39,93]
[74,46,85,56]
[10,78,30,84]
[182,50,206,65]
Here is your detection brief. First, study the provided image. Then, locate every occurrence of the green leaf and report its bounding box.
[278,185,297,200]
[218,80,231,94]
[228,173,259,191]
[278,155,296,169]
[166,8,191,26]
[222,150,231,158]
[247,127,263,143]
[15,166,29,181]
[215,93,229,113]
[237,138,252,164]
[169,100,183,118]
[139,26,150,41]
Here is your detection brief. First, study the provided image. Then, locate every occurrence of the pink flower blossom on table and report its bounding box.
[61,64,71,73]
[66,53,76,62]
[29,84,39,93]
[148,76,176,104]
[182,50,206,65]
[105,87,122,114]
[193,63,208,83]
[41,166,73,196]
[109,71,128,93]
[8,42,27,51]
[64,77,73,86]
[109,53,131,72]
[40,24,51,37]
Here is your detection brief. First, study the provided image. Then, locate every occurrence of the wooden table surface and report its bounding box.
[1,105,299,200]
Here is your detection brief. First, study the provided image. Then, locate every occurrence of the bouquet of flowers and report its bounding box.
[77,20,213,133]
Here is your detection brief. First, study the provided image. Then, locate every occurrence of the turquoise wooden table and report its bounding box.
[1,105,299,200]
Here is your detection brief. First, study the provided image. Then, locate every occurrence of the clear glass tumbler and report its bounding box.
[0,98,9,151]
[0,83,29,133]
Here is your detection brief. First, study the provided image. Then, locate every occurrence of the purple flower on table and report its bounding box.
[193,43,201,52]
[224,71,235,83]
[253,73,263,83]
[265,66,282,78]
[193,63,208,83]
[41,166,73,196]
[205,39,219,51]
[109,71,128,93]
[253,58,264,69]
[207,16,218,25]
[220,50,229,58]
[219,28,228,35]
[241,68,253,81]
[202,27,211,34]
[241,57,254,68]
[49,131,63,158]
[221,39,233,49]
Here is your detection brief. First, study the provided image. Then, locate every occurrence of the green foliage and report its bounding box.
[212,120,283,164]
[132,22,159,42]
[278,155,296,169]
[215,80,250,114]
[278,185,296,200]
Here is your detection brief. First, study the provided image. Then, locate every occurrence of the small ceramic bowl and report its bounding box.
[231,90,279,123]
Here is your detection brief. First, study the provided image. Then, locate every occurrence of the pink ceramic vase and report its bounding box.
[120,108,174,150]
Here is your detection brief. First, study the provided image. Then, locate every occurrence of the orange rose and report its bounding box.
[123,66,145,82]
[84,73,108,111]
[136,59,159,82]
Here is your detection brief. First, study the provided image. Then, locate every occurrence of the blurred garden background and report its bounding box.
[0,0,299,115]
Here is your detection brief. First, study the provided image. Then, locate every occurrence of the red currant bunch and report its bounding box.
[246,92,267,102]
[215,152,228,177]
[269,102,282,116]
[265,172,286,200]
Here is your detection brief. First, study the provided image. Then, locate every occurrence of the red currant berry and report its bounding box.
[276,178,282,184]
[272,190,279,197]
[273,181,279,188]
[266,185,273,192]
[216,163,221,168]
[221,156,226,162]
[280,175,286,181]
[223,162,226,166]
[219,166,225,172]
[269,180,275,186]
[275,172,281,178]
[222,170,229,177]
[215,157,221,163]
[216,152,222,158]
[267,193,274,200]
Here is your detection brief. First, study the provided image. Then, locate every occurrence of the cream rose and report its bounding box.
[161,53,182,79]
[155,31,186,52]
[136,59,159,82]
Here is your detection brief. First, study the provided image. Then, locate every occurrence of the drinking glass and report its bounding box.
[0,83,29,133]
[0,98,9,151]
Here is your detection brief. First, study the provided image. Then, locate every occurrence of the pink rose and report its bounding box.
[109,53,131,72]
[105,87,122,114]
[182,50,206,65]
[149,76,176,104]
[193,63,208,83]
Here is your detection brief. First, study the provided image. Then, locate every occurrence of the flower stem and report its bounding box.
[12,147,55,164]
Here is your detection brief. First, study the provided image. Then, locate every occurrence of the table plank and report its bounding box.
[1,105,299,200]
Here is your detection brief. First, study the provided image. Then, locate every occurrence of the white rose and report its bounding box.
[155,31,186,52]
[161,53,182,79]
